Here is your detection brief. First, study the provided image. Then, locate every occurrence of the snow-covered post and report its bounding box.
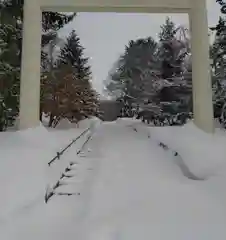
[189,0,214,133]
[19,0,42,129]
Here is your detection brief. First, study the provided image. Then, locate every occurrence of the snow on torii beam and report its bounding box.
[19,0,214,133]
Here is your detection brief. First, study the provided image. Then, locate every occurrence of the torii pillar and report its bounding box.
[19,0,42,129]
[189,0,214,133]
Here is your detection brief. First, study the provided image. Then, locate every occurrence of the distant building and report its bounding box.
[99,99,122,121]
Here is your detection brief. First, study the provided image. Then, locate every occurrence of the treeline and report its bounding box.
[0,0,100,130]
[105,17,192,126]
[105,1,226,127]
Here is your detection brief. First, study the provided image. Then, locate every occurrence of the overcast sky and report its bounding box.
[58,0,221,94]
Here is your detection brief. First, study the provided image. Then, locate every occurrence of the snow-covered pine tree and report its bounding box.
[42,30,99,126]
[0,0,76,130]
[58,30,91,81]
[105,18,191,124]
[105,37,161,117]
[156,17,192,125]
[0,19,20,130]
[41,64,99,127]
[210,1,226,126]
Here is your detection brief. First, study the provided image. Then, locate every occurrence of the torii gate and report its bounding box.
[19,0,214,133]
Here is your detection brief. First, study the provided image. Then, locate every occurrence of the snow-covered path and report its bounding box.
[78,122,226,240]
[2,120,226,239]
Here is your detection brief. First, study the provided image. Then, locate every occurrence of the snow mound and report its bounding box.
[0,125,57,223]
[79,117,102,130]
[150,122,226,179]
[0,123,91,225]
[79,121,226,240]
[55,119,78,130]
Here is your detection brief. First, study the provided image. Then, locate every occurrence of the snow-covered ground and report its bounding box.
[1,118,226,239]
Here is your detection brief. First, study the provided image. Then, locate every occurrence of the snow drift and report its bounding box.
[0,117,101,227]
[0,125,53,223]
[2,117,226,240]
[150,121,226,179]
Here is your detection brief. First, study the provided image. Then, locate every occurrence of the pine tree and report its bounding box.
[41,64,99,127]
[159,17,176,42]
[58,30,91,81]
[158,17,183,80]
[0,0,76,130]
[210,0,226,126]
[41,29,99,127]
[156,18,192,123]
[106,37,160,105]
[0,13,21,130]
[105,18,191,124]
[106,36,172,118]
[211,21,226,120]
[216,0,226,14]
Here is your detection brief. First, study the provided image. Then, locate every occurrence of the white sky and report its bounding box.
[58,0,221,94]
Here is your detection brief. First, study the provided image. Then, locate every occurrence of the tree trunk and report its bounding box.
[48,113,54,127]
